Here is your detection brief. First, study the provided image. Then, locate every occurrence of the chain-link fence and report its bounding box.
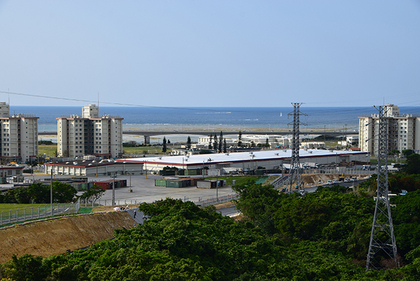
[0,200,80,227]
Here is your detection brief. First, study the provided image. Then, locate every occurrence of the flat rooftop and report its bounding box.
[117,149,368,166]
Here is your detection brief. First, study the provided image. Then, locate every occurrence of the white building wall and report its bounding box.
[99,119,109,156]
[20,117,38,162]
[57,105,123,158]
[57,119,67,157]
[358,117,373,153]
[110,119,123,158]
[415,118,420,152]
[359,105,420,155]
[82,104,99,118]
[0,113,38,162]
[384,104,400,117]
[0,102,9,117]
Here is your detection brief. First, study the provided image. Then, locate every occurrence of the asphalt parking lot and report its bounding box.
[30,173,236,206]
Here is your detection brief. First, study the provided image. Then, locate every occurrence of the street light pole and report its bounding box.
[112,172,116,205]
[129,172,132,192]
[145,162,147,179]
[216,173,219,202]
[50,169,53,216]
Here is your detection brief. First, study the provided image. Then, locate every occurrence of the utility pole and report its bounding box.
[366,105,398,270]
[112,172,116,206]
[129,172,132,193]
[288,103,306,193]
[50,169,53,216]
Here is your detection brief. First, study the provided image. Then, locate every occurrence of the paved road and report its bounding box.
[126,208,146,225]
[216,206,239,217]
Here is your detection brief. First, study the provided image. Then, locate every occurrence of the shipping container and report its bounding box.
[190,178,197,186]
[182,179,190,187]
[155,179,167,187]
[197,180,217,189]
[166,179,184,188]
[93,181,111,190]
[81,182,88,190]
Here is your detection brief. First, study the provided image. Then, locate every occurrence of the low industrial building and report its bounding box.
[0,165,24,177]
[45,159,142,176]
[44,149,369,177]
[117,149,369,175]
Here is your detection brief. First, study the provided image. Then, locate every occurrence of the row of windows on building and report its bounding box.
[73,150,104,154]
[74,146,104,149]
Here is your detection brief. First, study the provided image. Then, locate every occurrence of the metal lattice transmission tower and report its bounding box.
[288,103,306,193]
[366,105,398,270]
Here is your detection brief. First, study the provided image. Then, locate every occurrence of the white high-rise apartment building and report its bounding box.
[359,104,420,155]
[0,102,39,163]
[57,104,123,158]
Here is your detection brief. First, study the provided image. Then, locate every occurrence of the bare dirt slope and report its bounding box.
[301,173,361,187]
[0,212,136,264]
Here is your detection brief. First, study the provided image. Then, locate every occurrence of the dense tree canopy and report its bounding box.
[0,181,77,204]
[2,174,420,279]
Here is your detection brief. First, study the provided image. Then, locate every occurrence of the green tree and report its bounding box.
[162,137,167,153]
[403,153,420,175]
[186,136,191,149]
[3,254,48,281]
[213,135,218,152]
[27,182,50,203]
[238,131,242,147]
[52,181,77,203]
[219,131,223,153]
[208,135,213,149]
[223,139,227,153]
[402,149,415,158]
[80,184,105,204]
[233,182,281,234]
[393,190,420,257]
[11,187,31,204]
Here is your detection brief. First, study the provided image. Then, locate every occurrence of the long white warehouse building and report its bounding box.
[116,149,369,174]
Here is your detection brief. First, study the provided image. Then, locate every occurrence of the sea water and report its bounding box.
[12,106,420,144]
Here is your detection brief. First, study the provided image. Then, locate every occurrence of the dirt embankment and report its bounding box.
[0,212,136,264]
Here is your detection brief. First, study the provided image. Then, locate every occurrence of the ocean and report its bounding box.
[13,106,420,131]
[12,106,420,144]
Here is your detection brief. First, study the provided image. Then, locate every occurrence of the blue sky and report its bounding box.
[0,1,419,107]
